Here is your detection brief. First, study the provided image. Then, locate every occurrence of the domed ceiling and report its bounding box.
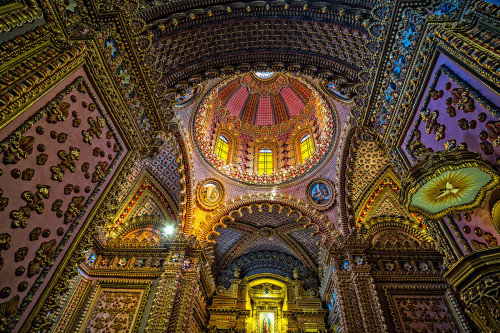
[193,72,337,185]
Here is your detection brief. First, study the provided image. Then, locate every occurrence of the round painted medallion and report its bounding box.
[197,179,225,209]
[306,179,335,210]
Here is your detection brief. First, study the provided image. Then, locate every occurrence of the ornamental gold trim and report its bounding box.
[196,178,225,210]
[0,0,43,33]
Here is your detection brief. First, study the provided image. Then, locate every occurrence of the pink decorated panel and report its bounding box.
[0,68,127,326]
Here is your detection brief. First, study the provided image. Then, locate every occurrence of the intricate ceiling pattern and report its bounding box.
[4,0,500,331]
[210,203,327,273]
[217,251,318,290]
[149,17,368,87]
[194,73,337,185]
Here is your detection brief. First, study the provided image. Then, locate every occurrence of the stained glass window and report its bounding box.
[300,134,313,162]
[216,136,229,163]
[258,148,273,175]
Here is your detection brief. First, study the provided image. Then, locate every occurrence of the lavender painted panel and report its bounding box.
[403,53,500,163]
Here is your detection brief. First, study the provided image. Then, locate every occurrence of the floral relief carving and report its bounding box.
[50,147,80,182]
[92,161,108,183]
[28,239,57,277]
[86,290,143,333]
[0,188,8,212]
[10,185,51,228]
[2,134,34,165]
[63,196,85,224]
[392,295,458,332]
[46,102,70,123]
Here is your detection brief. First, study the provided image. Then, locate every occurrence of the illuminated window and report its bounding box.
[258,148,273,175]
[216,136,229,163]
[254,71,275,79]
[300,134,313,162]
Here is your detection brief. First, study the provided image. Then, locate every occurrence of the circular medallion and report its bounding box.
[196,178,225,209]
[306,179,335,210]
[175,84,203,107]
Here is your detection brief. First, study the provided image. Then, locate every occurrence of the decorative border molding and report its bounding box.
[0,0,43,33]
[195,178,225,210]
[306,178,336,211]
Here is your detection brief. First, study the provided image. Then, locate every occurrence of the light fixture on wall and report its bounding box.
[163,225,175,235]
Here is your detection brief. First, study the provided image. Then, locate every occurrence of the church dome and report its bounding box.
[193,72,337,185]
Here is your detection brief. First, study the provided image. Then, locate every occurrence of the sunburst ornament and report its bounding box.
[400,150,500,220]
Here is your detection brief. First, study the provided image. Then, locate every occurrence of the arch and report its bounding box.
[105,172,178,238]
[296,129,315,164]
[199,194,337,246]
[217,251,318,290]
[255,143,277,175]
[354,166,420,227]
[213,129,235,164]
[362,216,434,246]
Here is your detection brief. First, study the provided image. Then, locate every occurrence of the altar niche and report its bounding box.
[207,273,327,332]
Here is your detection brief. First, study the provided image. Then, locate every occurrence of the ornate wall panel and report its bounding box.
[51,275,92,333]
[381,286,466,333]
[0,68,127,329]
[403,53,500,165]
[402,52,500,255]
[79,281,151,333]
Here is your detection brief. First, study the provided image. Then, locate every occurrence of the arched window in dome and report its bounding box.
[295,129,315,164]
[257,147,274,175]
[300,133,314,162]
[216,135,230,163]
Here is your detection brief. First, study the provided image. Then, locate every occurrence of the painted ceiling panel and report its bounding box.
[214,227,247,263]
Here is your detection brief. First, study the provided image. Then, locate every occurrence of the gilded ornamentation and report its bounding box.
[82,116,105,145]
[27,239,57,277]
[21,168,34,180]
[14,247,27,262]
[63,196,85,224]
[50,147,80,182]
[0,42,86,129]
[10,185,51,228]
[0,296,18,332]
[91,161,108,183]
[2,133,34,165]
[0,233,11,270]
[0,1,43,33]
[0,188,8,212]
[5,0,498,332]
[29,227,42,241]
[46,102,70,123]
[36,153,47,165]
[194,74,337,185]
[400,149,500,220]
[196,178,225,210]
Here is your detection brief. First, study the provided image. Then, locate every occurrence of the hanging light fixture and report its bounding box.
[400,149,500,220]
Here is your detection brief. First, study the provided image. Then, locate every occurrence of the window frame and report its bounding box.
[254,143,277,175]
[213,129,234,164]
[295,129,315,164]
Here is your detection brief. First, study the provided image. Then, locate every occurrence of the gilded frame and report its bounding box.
[196,178,225,210]
[306,178,336,211]
[78,279,152,333]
